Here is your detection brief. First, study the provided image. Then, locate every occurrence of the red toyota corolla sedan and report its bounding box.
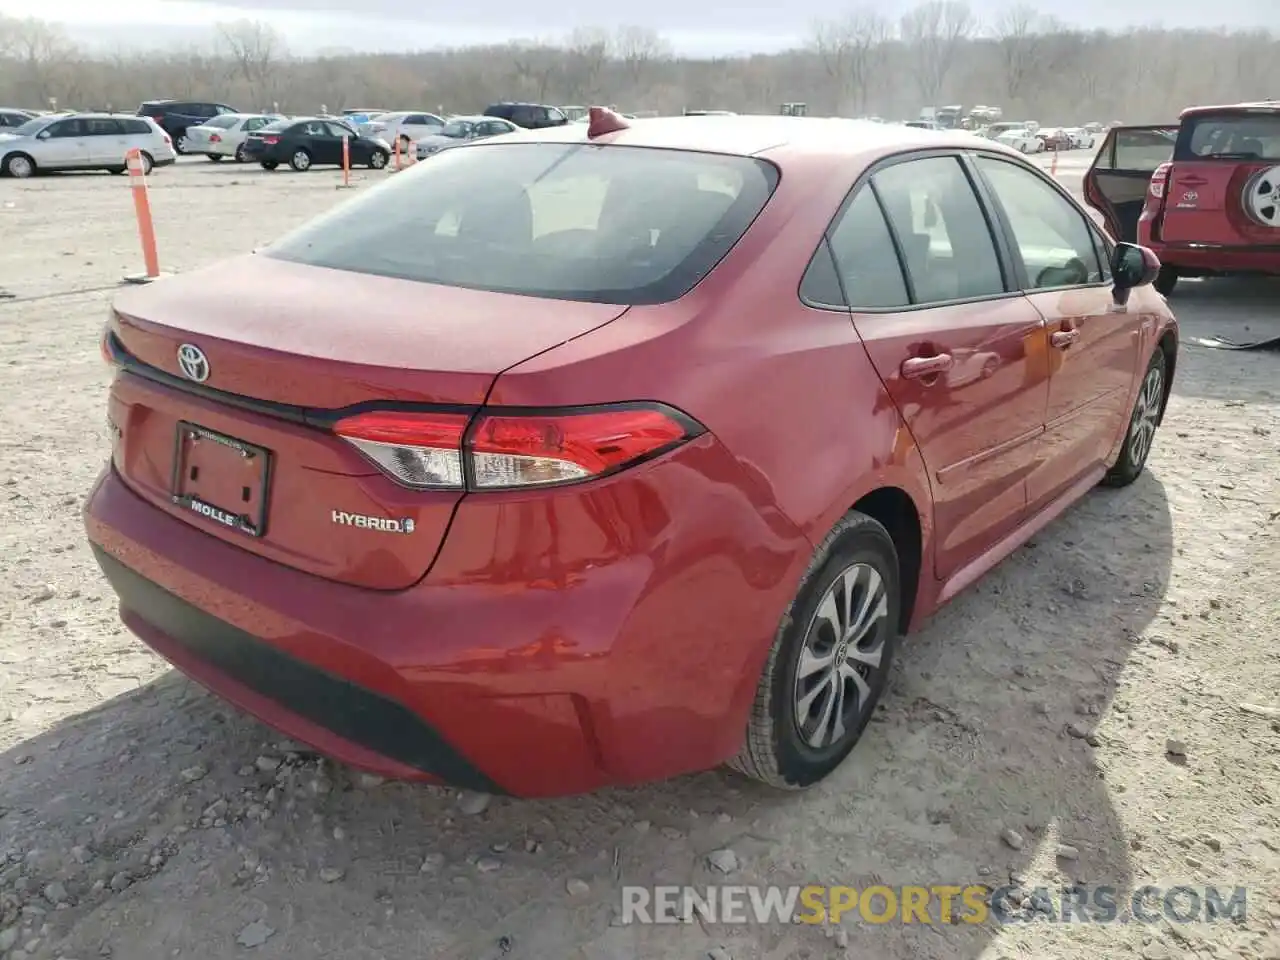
[85,110,1178,797]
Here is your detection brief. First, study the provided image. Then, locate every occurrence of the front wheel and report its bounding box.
[3,153,35,178]
[729,511,900,789]
[369,149,388,170]
[1103,349,1167,488]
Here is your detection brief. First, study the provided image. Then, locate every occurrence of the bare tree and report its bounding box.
[899,0,975,107]
[562,26,611,103]
[810,9,892,115]
[216,19,285,110]
[615,25,671,90]
[991,4,1049,103]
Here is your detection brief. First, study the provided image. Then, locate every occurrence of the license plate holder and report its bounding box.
[170,422,272,538]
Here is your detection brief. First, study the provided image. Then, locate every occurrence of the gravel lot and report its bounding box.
[1,152,1278,960]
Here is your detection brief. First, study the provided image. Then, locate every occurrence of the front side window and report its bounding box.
[84,118,122,136]
[822,186,910,309]
[45,119,84,138]
[264,142,779,305]
[974,156,1102,289]
[871,156,1005,304]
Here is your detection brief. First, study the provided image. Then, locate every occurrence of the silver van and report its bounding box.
[0,113,177,178]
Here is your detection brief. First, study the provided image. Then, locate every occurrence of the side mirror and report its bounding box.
[36,130,51,140]
[1110,242,1160,305]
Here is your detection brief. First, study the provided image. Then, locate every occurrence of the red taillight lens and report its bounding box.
[1149,162,1172,199]
[332,405,699,491]
[470,409,691,489]
[209,133,221,143]
[334,411,469,489]
[262,135,279,145]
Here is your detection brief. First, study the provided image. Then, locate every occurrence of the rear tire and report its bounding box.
[260,161,278,171]
[1154,266,1178,297]
[289,149,312,172]
[207,153,222,162]
[729,511,900,789]
[1103,349,1167,488]
[234,143,248,163]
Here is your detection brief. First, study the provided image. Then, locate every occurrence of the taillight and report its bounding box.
[262,135,279,145]
[1149,162,1172,199]
[332,404,702,491]
[209,133,221,143]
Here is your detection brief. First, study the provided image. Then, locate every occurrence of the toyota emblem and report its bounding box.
[177,344,210,382]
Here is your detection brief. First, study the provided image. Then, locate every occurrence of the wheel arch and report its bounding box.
[1156,329,1177,426]
[850,487,924,634]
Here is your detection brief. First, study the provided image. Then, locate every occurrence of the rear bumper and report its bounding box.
[84,438,809,796]
[1139,232,1280,274]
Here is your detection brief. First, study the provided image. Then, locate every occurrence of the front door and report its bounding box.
[35,118,89,168]
[323,122,356,164]
[972,154,1144,508]
[831,154,1050,581]
[1083,125,1178,242]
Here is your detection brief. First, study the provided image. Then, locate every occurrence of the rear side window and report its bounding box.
[264,142,779,306]
[871,156,1005,304]
[124,119,152,134]
[84,118,122,136]
[823,187,910,309]
[1179,112,1280,161]
[260,120,293,133]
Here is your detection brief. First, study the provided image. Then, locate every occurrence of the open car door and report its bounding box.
[1084,125,1178,242]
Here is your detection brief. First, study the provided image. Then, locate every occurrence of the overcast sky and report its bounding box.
[0,0,1272,55]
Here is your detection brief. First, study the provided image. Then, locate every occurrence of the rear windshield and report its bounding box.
[205,114,241,128]
[263,142,779,305]
[1179,112,1280,161]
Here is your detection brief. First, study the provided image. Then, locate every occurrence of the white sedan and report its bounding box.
[995,128,1042,153]
[360,112,446,151]
[414,116,520,160]
[185,114,285,162]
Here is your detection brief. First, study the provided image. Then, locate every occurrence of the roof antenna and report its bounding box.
[587,106,630,138]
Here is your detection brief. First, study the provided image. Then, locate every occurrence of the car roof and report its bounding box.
[502,115,1016,166]
[1180,100,1280,119]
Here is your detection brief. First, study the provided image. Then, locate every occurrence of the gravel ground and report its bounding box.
[1,154,1278,960]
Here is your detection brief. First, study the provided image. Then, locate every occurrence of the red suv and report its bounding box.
[86,112,1177,797]
[1085,100,1280,295]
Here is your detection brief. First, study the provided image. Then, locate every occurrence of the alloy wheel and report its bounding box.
[1128,364,1164,468]
[792,562,890,751]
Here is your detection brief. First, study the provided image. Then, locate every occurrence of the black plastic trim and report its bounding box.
[91,543,508,795]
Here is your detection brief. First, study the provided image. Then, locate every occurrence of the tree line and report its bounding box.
[0,4,1275,125]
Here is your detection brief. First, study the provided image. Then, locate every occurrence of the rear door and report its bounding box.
[83,117,123,164]
[826,153,1050,582]
[1159,108,1280,243]
[1083,124,1178,241]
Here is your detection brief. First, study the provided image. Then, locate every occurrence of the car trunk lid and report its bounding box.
[106,255,628,590]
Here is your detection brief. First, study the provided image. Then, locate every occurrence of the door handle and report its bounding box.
[1050,330,1080,349]
[901,354,953,379]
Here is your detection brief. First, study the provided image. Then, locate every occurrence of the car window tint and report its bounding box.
[325,122,353,138]
[85,118,121,136]
[799,239,846,308]
[125,119,151,134]
[300,121,326,136]
[265,143,779,306]
[872,156,1005,304]
[974,156,1102,289]
[1104,129,1176,170]
[46,119,83,138]
[824,187,910,309]
[1182,112,1280,161]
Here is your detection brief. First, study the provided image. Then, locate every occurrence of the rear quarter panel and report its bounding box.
[489,145,937,613]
